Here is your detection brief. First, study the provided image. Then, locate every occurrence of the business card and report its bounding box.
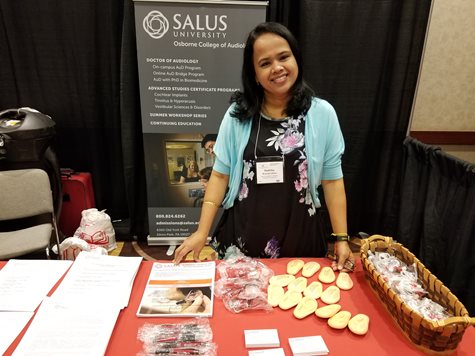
[288,335,329,355]
[244,329,280,348]
[248,347,286,356]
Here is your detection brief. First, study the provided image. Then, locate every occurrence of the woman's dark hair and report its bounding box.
[231,22,314,122]
[199,166,213,180]
[201,134,217,148]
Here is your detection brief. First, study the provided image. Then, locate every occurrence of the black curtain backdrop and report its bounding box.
[0,0,430,239]
[0,0,147,237]
[398,137,475,314]
[269,0,431,237]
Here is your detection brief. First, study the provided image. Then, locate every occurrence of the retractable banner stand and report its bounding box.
[133,0,267,245]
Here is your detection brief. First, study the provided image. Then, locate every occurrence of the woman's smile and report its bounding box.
[253,32,298,101]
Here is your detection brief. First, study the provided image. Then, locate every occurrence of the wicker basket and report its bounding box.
[360,235,475,353]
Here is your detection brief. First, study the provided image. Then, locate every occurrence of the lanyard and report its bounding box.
[253,114,285,184]
[254,114,285,161]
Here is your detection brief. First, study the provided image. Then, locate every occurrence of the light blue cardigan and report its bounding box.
[213,97,345,209]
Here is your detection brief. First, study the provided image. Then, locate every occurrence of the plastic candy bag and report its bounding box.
[138,319,217,356]
[52,236,108,260]
[74,208,117,251]
[214,246,273,313]
[367,251,452,320]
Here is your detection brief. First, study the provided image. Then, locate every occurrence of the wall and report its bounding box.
[409,0,475,163]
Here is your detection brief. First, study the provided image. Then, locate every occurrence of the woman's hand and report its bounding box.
[331,241,355,272]
[173,231,208,264]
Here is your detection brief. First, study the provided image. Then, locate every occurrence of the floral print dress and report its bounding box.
[211,112,328,258]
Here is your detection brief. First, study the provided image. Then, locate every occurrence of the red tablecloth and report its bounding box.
[3,258,475,355]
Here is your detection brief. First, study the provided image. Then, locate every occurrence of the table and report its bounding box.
[3,258,475,355]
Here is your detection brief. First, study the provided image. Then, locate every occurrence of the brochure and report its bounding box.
[137,261,215,317]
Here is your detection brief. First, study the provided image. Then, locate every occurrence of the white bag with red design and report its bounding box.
[74,208,117,252]
[52,237,108,260]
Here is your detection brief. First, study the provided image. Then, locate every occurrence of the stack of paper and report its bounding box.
[0,311,34,355]
[244,329,281,348]
[11,297,120,356]
[0,259,72,312]
[288,335,329,356]
[248,348,286,356]
[12,253,142,355]
[0,259,72,355]
[50,252,142,309]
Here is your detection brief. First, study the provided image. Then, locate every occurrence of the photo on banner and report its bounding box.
[133,0,268,244]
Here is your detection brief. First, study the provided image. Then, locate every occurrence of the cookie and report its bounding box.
[293,296,318,319]
[269,274,296,287]
[302,261,321,278]
[318,267,336,283]
[267,284,285,307]
[320,285,340,304]
[303,281,323,299]
[287,276,308,293]
[336,271,353,290]
[328,310,352,329]
[278,290,303,310]
[287,259,305,275]
[315,304,342,318]
[348,314,370,335]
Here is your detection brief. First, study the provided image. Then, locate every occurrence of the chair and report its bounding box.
[0,168,61,259]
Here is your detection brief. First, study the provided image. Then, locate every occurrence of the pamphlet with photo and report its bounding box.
[137,261,215,317]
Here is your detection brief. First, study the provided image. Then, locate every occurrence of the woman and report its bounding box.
[198,166,213,190]
[179,160,200,183]
[174,22,354,272]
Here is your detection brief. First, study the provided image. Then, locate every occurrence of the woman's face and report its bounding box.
[199,178,208,189]
[253,32,298,102]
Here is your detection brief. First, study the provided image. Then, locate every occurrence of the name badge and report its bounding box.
[255,156,284,184]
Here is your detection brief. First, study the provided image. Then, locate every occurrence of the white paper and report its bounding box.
[12,298,120,356]
[249,347,286,356]
[0,259,72,311]
[288,335,329,356]
[245,329,280,348]
[50,252,142,309]
[0,311,34,355]
[137,261,215,317]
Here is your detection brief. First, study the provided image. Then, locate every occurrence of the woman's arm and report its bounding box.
[173,170,229,263]
[322,178,347,232]
[321,178,355,272]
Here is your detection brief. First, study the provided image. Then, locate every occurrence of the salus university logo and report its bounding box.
[143,10,169,39]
